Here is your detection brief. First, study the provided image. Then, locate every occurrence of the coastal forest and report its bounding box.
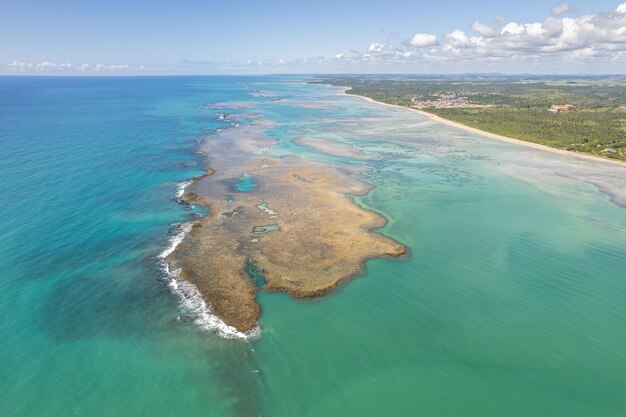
[317,75,626,161]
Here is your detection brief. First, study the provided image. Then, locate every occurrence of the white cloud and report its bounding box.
[471,21,497,37]
[5,61,160,74]
[8,61,33,68]
[416,2,626,63]
[501,22,525,35]
[9,61,72,71]
[525,23,545,37]
[93,63,130,71]
[327,1,626,70]
[447,29,471,46]
[551,3,572,16]
[409,33,438,47]
[367,42,385,53]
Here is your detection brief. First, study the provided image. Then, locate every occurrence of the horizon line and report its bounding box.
[2,72,626,78]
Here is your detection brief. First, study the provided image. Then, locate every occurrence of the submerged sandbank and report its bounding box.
[293,136,380,160]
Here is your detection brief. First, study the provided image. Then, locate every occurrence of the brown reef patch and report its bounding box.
[168,119,405,333]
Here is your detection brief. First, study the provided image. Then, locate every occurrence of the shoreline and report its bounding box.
[341,89,625,167]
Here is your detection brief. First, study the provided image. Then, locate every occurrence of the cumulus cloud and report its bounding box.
[367,42,385,53]
[471,21,497,37]
[416,2,626,63]
[409,33,438,47]
[551,3,572,15]
[447,29,471,45]
[327,1,626,70]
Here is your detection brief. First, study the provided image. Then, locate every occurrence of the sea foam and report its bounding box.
[174,180,192,202]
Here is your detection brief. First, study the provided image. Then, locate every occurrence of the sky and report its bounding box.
[2,0,626,74]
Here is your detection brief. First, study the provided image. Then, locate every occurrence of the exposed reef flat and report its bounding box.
[168,117,406,332]
[293,136,380,160]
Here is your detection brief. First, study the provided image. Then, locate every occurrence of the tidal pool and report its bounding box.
[235,173,257,191]
[252,224,281,235]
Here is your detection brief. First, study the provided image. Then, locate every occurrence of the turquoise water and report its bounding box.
[252,225,281,235]
[256,202,278,216]
[246,262,268,287]
[235,173,257,191]
[1,76,625,416]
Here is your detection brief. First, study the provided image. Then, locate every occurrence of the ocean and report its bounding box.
[1,75,625,417]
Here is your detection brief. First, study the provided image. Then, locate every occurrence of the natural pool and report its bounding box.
[256,202,277,216]
[252,224,281,235]
[235,173,257,191]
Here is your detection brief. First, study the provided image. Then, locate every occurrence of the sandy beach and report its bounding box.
[342,90,625,167]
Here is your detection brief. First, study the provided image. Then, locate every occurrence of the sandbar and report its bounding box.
[293,136,380,160]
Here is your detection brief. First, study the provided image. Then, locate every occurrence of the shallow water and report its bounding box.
[252,225,281,235]
[1,76,625,417]
[235,173,257,192]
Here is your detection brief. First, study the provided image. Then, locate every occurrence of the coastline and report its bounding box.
[341,89,626,167]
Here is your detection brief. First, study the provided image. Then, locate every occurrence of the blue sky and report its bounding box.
[2,0,626,74]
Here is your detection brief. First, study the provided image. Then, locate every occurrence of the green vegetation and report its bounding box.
[431,108,625,155]
[315,75,626,161]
